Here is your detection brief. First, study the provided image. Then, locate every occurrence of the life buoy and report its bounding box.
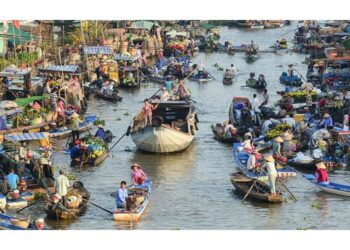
[152,116,163,127]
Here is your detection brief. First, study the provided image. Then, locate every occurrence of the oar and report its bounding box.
[107,126,131,154]
[43,196,78,219]
[243,180,256,201]
[294,69,307,82]
[0,206,4,213]
[16,202,36,214]
[82,198,113,214]
[278,178,297,201]
[204,69,216,80]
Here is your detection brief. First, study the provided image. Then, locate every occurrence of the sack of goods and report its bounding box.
[67,195,81,209]
[7,190,20,200]
[51,193,62,204]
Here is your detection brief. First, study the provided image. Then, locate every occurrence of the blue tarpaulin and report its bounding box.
[83,46,112,55]
[5,132,49,142]
[39,65,78,73]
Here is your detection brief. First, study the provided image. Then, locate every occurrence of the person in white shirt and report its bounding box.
[281,114,296,130]
[54,169,70,206]
[251,94,260,125]
[160,87,170,101]
[264,155,278,195]
[287,64,294,76]
[247,151,257,171]
[230,64,238,75]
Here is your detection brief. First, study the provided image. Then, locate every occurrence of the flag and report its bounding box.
[12,20,20,29]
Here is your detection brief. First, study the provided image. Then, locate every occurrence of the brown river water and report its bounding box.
[9,22,350,230]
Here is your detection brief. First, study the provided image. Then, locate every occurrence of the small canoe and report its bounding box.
[230,173,283,203]
[188,75,214,83]
[211,124,242,144]
[223,77,234,85]
[45,181,90,220]
[113,180,151,222]
[0,213,36,230]
[95,91,123,102]
[303,174,350,197]
[71,151,108,167]
[287,158,343,173]
[233,143,297,182]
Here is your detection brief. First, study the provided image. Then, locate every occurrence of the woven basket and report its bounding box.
[11,219,29,229]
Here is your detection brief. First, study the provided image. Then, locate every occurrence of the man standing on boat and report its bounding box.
[54,170,70,207]
[264,155,277,195]
[116,181,128,209]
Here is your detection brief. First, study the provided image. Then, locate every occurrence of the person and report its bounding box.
[223,123,236,138]
[314,161,329,184]
[69,112,82,142]
[302,81,314,91]
[57,99,65,120]
[306,90,313,108]
[274,40,280,50]
[264,155,278,195]
[257,74,266,88]
[262,89,269,104]
[164,76,173,93]
[176,80,189,100]
[287,64,294,76]
[160,87,170,101]
[49,86,59,112]
[281,114,296,130]
[115,181,128,209]
[131,163,147,185]
[241,133,254,153]
[319,113,333,129]
[262,118,281,135]
[142,99,157,126]
[272,137,284,158]
[247,150,261,171]
[282,134,296,156]
[251,94,260,125]
[6,169,19,191]
[70,140,81,160]
[95,124,107,140]
[54,170,70,206]
[230,64,238,75]
[33,100,41,110]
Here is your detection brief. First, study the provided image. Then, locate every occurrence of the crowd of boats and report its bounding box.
[1,19,350,229]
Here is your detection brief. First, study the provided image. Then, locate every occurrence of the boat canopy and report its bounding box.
[83,46,112,55]
[0,68,31,77]
[119,66,139,71]
[5,132,49,142]
[39,65,78,73]
[114,54,138,62]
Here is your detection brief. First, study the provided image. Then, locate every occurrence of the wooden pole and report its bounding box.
[278,178,297,201]
[243,180,256,201]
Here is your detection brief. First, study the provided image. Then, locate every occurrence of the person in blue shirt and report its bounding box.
[164,77,173,92]
[115,181,128,209]
[95,125,106,140]
[319,113,333,129]
[7,169,19,191]
[70,140,81,160]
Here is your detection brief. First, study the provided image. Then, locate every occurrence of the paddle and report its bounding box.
[243,180,256,201]
[82,198,113,215]
[43,195,78,219]
[294,69,307,83]
[278,178,297,201]
[107,127,131,154]
[203,69,216,80]
[16,202,36,214]
[0,206,4,213]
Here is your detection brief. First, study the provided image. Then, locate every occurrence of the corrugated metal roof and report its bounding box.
[129,21,158,30]
[114,54,138,61]
[5,132,49,142]
[83,46,112,55]
[40,65,78,73]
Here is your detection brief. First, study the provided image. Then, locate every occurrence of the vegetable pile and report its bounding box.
[266,123,292,140]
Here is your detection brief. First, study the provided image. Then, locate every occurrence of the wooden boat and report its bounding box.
[245,52,259,62]
[233,143,297,182]
[0,213,36,230]
[45,181,90,220]
[303,174,350,197]
[6,198,28,209]
[223,75,234,85]
[211,124,242,144]
[244,78,266,90]
[148,75,177,84]
[95,91,123,102]
[129,100,198,153]
[71,149,108,167]
[188,74,214,83]
[113,180,151,222]
[230,173,283,203]
[287,158,343,173]
[49,115,97,138]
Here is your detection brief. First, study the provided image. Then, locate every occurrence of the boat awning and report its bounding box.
[119,66,138,71]
[83,46,112,55]
[114,54,138,62]
[129,21,158,30]
[39,65,78,73]
[5,132,49,142]
[0,68,31,77]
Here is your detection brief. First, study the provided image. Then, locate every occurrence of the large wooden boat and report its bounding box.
[129,100,198,153]
[230,173,283,203]
[113,180,151,222]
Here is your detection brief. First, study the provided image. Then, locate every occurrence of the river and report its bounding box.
[17,22,350,230]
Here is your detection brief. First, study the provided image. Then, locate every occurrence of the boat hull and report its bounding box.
[303,174,350,197]
[131,125,194,153]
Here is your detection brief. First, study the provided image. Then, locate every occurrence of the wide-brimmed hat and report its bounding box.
[96,124,104,129]
[265,155,275,162]
[130,163,141,169]
[316,162,326,169]
[323,113,330,118]
[70,112,79,118]
[284,134,293,141]
[274,137,284,143]
[244,132,252,138]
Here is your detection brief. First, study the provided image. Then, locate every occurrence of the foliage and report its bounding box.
[93,119,106,126]
[310,200,322,209]
[342,39,350,50]
[289,91,317,103]
[66,172,77,181]
[266,123,291,140]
